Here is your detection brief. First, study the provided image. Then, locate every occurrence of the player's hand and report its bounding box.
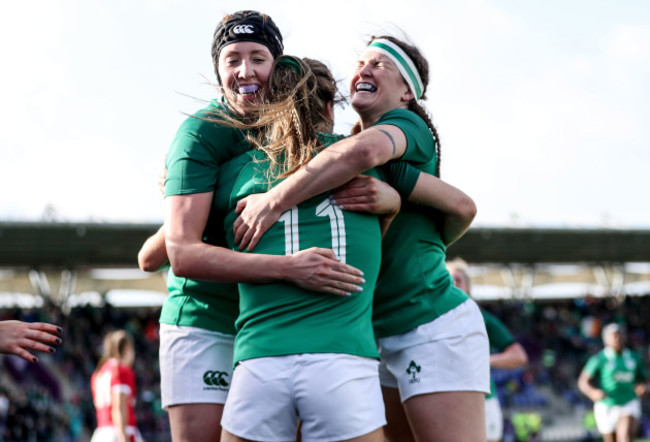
[234,193,283,251]
[331,175,400,215]
[0,320,63,363]
[592,389,606,402]
[286,248,365,296]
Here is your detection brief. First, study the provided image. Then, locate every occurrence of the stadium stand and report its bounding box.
[483,296,650,441]
[1,305,168,441]
[1,294,648,441]
[1,223,649,441]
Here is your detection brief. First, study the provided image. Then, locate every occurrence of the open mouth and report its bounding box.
[238,84,260,96]
[355,82,377,93]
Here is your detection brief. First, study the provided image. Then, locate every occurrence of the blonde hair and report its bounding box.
[446,257,471,292]
[211,55,343,181]
[94,329,134,373]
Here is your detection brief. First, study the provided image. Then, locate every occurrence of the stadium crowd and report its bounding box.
[0,293,648,441]
[0,304,166,441]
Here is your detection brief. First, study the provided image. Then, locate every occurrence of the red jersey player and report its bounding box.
[90,330,142,442]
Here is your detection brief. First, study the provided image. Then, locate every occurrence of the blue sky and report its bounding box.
[1,0,649,228]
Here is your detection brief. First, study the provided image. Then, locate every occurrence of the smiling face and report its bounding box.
[218,41,274,116]
[350,49,413,128]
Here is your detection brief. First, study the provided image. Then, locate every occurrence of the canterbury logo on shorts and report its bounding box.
[203,370,230,390]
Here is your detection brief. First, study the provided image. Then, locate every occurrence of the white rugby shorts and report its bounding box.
[221,353,386,442]
[594,398,641,434]
[159,323,234,408]
[90,426,143,442]
[377,299,490,401]
[485,396,504,440]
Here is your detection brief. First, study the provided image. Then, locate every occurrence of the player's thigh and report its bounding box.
[617,414,639,441]
[168,403,224,442]
[404,391,486,442]
[381,386,415,442]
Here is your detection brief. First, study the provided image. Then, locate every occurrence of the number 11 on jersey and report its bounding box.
[278,197,347,263]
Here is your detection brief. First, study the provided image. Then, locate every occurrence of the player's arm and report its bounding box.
[407,171,477,246]
[111,389,129,442]
[329,174,401,237]
[577,370,606,402]
[137,157,171,273]
[164,192,365,296]
[634,359,648,397]
[137,225,168,272]
[234,126,406,250]
[489,342,528,370]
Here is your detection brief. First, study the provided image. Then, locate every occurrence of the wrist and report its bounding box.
[274,255,292,282]
[267,187,292,214]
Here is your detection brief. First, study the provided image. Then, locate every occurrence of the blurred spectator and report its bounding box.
[577,323,648,442]
[448,258,529,442]
[90,330,143,442]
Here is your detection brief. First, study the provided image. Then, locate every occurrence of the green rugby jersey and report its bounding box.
[483,310,516,399]
[220,133,384,365]
[582,347,647,406]
[372,109,469,338]
[160,99,250,335]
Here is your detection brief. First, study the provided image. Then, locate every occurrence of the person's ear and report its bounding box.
[401,87,414,103]
[325,101,335,123]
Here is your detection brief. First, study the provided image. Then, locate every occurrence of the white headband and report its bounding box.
[367,38,424,100]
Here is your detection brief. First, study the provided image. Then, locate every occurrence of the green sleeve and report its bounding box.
[379,161,421,198]
[582,353,603,377]
[482,310,515,351]
[375,108,435,164]
[165,101,248,196]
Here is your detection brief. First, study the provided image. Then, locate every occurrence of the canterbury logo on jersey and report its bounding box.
[233,25,255,34]
[612,371,634,382]
[203,370,230,387]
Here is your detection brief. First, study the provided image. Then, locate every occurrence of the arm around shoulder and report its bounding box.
[138,225,168,272]
[407,172,477,245]
[268,126,403,212]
